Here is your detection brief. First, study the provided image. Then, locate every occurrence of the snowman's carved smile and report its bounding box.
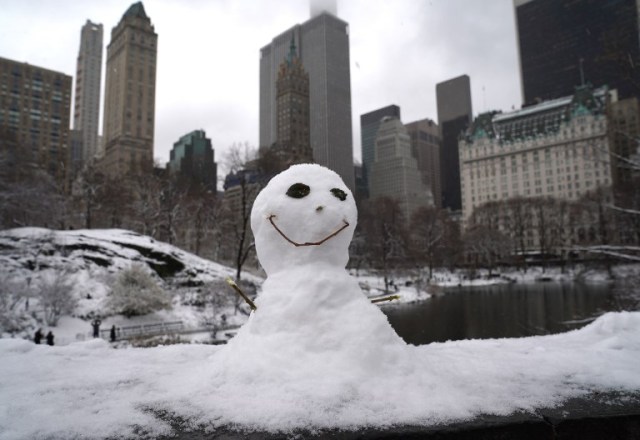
[267,214,349,247]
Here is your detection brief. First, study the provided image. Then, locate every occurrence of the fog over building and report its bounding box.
[310,0,337,17]
[260,1,354,191]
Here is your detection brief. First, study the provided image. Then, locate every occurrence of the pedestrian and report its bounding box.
[46,331,54,346]
[91,317,102,338]
[34,328,43,344]
[110,325,117,342]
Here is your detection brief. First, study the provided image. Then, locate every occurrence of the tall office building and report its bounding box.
[102,2,157,176]
[0,56,72,186]
[369,117,434,222]
[167,130,217,191]
[73,19,103,167]
[405,118,442,208]
[514,0,640,106]
[360,105,401,198]
[271,36,313,167]
[260,6,354,191]
[436,74,473,212]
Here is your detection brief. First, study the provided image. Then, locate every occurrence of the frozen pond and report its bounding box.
[383,281,639,345]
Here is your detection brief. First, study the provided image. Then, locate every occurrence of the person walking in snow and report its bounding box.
[110,325,117,342]
[34,328,43,344]
[92,317,102,338]
[46,331,54,346]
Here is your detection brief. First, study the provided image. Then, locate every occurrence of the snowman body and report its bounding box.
[217,164,406,381]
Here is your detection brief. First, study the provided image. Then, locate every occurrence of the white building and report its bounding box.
[370,117,434,221]
[459,86,614,225]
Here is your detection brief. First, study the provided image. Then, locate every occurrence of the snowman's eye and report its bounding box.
[330,188,347,201]
[286,183,310,198]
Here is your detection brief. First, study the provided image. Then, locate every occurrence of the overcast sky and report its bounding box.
[0,0,522,172]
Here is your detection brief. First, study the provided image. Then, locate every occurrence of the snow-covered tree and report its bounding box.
[0,274,33,333]
[107,265,172,317]
[37,271,77,326]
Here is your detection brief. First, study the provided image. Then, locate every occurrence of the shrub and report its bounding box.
[107,265,172,317]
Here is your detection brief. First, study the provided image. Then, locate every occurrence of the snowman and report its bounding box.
[214,164,407,385]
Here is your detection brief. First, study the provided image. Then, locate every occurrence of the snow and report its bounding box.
[1,311,639,438]
[0,227,262,341]
[1,165,639,438]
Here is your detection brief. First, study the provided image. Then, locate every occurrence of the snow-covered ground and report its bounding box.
[0,227,261,343]
[0,311,639,438]
[1,223,639,439]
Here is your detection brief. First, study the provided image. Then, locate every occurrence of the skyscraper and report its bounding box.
[102,2,157,176]
[167,130,217,191]
[369,117,434,222]
[0,56,72,186]
[360,105,401,198]
[73,19,103,167]
[260,6,354,191]
[405,118,442,208]
[436,74,473,212]
[514,0,640,106]
[271,35,313,168]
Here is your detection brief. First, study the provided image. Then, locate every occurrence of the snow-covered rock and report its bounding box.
[0,228,261,339]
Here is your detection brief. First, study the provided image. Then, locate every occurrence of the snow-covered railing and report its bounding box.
[96,320,184,340]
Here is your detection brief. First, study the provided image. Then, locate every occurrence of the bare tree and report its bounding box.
[73,163,106,229]
[37,271,77,326]
[186,186,221,257]
[130,171,163,237]
[463,225,511,276]
[409,206,447,280]
[361,197,408,293]
[219,144,263,281]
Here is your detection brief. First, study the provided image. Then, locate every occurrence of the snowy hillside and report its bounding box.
[0,228,262,341]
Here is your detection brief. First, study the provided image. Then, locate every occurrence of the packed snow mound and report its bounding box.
[0,311,639,438]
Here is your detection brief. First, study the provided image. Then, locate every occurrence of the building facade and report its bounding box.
[270,36,313,168]
[73,19,103,168]
[0,56,72,186]
[436,74,473,211]
[514,0,640,106]
[167,130,217,191]
[459,86,616,253]
[405,118,442,209]
[260,10,354,191]
[360,105,401,199]
[369,117,434,222]
[102,2,157,176]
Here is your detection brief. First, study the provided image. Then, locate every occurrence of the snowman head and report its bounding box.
[251,164,357,275]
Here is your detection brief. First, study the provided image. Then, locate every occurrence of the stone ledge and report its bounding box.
[162,392,640,439]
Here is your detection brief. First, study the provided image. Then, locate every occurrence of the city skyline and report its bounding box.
[0,0,522,174]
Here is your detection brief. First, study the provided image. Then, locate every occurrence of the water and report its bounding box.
[382,282,638,345]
